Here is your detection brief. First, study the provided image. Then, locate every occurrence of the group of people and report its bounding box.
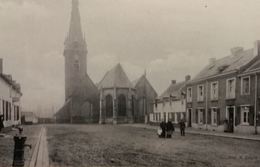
[158,119,186,138]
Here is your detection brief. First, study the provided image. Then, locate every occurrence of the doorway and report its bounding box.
[226,106,235,133]
[188,108,192,127]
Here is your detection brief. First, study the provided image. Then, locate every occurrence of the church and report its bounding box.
[55,0,157,124]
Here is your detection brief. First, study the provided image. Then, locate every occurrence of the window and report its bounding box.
[74,55,80,72]
[241,76,250,95]
[226,78,236,99]
[241,106,250,125]
[197,85,204,101]
[210,82,218,100]
[187,87,192,102]
[17,106,20,121]
[211,108,217,125]
[198,109,204,124]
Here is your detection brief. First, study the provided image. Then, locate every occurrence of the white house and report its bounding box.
[0,59,22,128]
[150,76,190,124]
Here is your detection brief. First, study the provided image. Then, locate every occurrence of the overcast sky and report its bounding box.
[1,0,260,116]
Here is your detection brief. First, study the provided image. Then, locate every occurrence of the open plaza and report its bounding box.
[1,124,260,167]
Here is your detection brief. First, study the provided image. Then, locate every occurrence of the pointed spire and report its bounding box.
[65,0,84,45]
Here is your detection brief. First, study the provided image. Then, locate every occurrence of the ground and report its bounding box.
[0,125,41,167]
[47,124,260,167]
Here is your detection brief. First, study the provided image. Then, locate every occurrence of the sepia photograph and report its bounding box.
[0,0,260,167]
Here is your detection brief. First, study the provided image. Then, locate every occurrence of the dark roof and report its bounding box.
[133,74,157,97]
[244,59,260,73]
[193,48,256,81]
[98,63,133,89]
[0,74,22,95]
[159,81,186,100]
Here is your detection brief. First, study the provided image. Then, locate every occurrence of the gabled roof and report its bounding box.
[193,48,256,81]
[98,63,133,89]
[0,74,22,95]
[133,74,157,97]
[159,81,186,100]
[244,59,260,73]
[72,73,99,101]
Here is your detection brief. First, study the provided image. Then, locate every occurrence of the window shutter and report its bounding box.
[235,106,241,126]
[249,106,254,126]
[217,108,221,125]
[208,109,211,125]
[203,109,206,124]
[195,109,198,123]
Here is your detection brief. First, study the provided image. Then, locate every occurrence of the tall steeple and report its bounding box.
[64,0,87,100]
[65,0,85,46]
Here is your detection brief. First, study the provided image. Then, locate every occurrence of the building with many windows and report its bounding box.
[186,41,260,134]
[150,75,190,124]
[0,59,22,129]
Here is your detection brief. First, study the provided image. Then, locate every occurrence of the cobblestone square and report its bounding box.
[47,124,260,167]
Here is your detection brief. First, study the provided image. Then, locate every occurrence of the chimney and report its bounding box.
[0,58,3,74]
[171,80,176,84]
[209,58,216,64]
[230,47,243,56]
[185,75,191,81]
[254,40,260,57]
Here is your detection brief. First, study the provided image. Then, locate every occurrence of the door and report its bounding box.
[188,109,192,127]
[226,106,235,133]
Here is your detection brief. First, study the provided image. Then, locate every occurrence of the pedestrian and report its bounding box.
[0,115,4,133]
[179,119,186,136]
[166,121,174,138]
[159,121,166,138]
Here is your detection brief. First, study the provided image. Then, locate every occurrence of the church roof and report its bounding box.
[73,74,99,101]
[98,63,133,89]
[133,74,157,98]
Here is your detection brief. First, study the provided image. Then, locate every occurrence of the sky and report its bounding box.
[1,0,260,116]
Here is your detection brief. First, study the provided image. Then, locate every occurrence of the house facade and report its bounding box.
[150,75,190,124]
[186,41,260,134]
[0,59,22,129]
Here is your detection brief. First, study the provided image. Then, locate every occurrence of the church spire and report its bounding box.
[65,0,84,46]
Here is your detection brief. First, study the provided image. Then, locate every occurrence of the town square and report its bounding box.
[1,0,260,167]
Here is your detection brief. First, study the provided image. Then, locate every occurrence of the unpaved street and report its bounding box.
[47,124,260,167]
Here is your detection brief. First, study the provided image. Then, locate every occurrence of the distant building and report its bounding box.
[186,41,260,134]
[150,76,190,124]
[21,112,38,125]
[0,58,22,128]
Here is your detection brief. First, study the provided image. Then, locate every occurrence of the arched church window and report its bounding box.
[118,94,126,116]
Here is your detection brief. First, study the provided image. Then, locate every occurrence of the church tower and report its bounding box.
[64,0,87,100]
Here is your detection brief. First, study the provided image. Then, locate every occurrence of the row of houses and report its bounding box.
[0,59,22,129]
[150,40,260,134]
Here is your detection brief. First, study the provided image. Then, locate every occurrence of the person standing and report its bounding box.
[0,115,4,133]
[179,119,186,136]
[166,121,174,138]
